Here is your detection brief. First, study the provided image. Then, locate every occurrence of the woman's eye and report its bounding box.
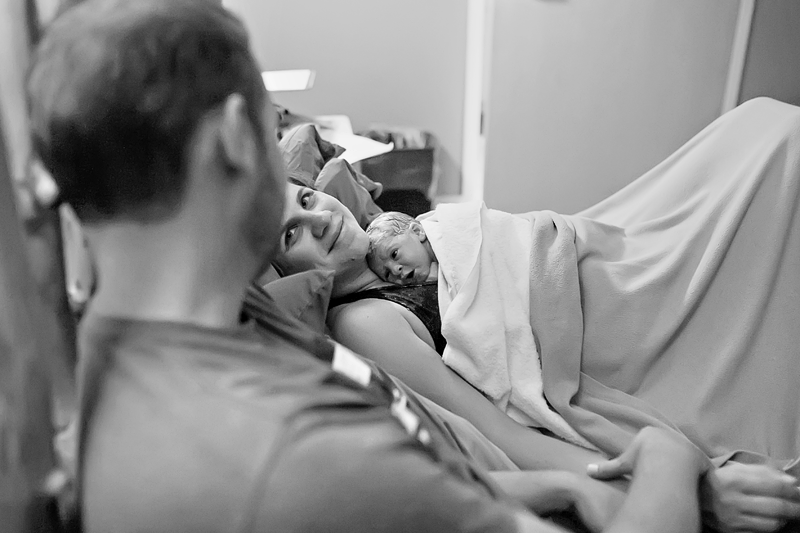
[300,191,314,208]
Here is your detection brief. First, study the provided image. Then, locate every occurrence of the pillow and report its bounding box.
[278,124,344,186]
[316,158,383,228]
[260,269,335,334]
[277,123,384,228]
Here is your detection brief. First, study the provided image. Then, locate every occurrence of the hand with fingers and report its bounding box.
[587,428,800,533]
[586,427,710,533]
[700,462,800,532]
[587,426,709,483]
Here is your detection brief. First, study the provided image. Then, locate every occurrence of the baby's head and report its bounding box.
[366,211,436,285]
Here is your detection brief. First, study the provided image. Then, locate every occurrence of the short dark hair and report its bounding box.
[27,0,267,222]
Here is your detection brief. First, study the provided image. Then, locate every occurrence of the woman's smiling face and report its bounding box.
[273,183,370,277]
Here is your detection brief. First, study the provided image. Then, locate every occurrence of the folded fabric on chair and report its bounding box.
[426,97,800,467]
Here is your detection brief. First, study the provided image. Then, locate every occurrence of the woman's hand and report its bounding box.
[701,462,800,532]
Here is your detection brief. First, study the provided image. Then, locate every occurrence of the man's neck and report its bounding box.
[85,221,254,329]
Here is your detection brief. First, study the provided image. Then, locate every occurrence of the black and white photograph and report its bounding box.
[1,1,799,532]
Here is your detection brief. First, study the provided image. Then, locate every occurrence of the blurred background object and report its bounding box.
[1,0,79,531]
[357,126,438,218]
[261,69,316,92]
[224,0,800,215]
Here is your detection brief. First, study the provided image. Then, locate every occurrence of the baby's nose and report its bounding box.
[391,263,403,276]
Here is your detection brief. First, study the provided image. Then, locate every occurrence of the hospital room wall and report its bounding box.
[739,1,800,107]
[222,0,467,196]
[482,0,739,214]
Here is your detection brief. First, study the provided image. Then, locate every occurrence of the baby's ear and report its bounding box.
[410,221,426,241]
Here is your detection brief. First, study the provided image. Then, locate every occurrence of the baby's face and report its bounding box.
[369,230,433,285]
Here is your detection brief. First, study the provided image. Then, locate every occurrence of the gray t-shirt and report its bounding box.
[76,307,534,532]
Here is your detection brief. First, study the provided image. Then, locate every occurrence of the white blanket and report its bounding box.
[420,204,595,448]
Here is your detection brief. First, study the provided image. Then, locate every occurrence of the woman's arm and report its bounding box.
[328,299,609,475]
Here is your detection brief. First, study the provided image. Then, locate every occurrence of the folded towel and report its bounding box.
[421,203,595,448]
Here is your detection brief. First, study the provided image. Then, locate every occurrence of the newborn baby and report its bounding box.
[366,211,438,285]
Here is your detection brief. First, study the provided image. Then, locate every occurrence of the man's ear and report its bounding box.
[217,93,257,176]
[410,221,426,242]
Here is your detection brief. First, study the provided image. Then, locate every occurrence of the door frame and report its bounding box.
[441,0,494,204]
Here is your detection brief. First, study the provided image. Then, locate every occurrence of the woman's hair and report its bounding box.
[365,211,416,256]
[288,176,313,189]
[27,0,267,223]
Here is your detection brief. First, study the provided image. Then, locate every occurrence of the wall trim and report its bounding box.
[459,0,494,203]
[722,0,755,113]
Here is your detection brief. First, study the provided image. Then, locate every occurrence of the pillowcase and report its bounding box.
[315,158,383,228]
[278,123,344,186]
[260,269,335,334]
[278,123,384,228]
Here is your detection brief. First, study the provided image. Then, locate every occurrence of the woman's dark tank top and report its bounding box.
[330,281,447,355]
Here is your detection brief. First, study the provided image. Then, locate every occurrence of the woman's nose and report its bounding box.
[307,211,331,238]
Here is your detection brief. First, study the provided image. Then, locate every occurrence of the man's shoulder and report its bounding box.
[81,312,327,383]
[80,314,374,425]
[79,316,525,533]
[80,315,392,531]
[250,413,522,533]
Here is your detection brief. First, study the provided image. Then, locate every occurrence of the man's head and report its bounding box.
[365,211,434,285]
[28,0,285,271]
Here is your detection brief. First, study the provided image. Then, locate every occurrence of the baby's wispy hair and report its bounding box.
[366,211,417,257]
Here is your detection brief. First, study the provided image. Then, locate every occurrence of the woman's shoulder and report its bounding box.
[328,295,439,354]
[328,297,404,330]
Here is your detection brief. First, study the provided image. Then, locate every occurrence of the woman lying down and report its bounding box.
[270,97,800,532]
